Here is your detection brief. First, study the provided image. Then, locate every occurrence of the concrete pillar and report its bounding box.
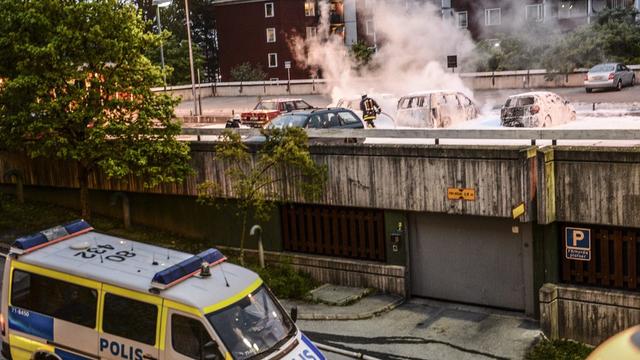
[344,0,357,46]
[588,0,592,24]
[636,0,640,11]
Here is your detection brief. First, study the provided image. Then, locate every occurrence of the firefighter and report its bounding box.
[359,94,381,128]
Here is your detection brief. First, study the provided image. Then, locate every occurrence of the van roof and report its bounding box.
[14,230,260,314]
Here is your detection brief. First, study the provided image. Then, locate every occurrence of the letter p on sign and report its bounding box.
[572,231,584,247]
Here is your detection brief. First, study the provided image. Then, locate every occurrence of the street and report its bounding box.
[301,299,540,360]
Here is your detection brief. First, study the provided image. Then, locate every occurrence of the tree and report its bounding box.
[229,62,267,82]
[0,0,193,219]
[197,128,327,265]
[350,41,375,69]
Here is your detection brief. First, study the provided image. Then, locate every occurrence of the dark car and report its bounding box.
[266,108,364,129]
[247,108,364,144]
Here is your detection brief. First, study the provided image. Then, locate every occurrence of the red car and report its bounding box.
[241,98,314,127]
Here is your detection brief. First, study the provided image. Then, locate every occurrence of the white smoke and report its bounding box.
[290,1,476,105]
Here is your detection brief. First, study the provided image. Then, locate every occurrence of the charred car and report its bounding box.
[240,98,314,127]
[394,91,478,128]
[501,92,576,128]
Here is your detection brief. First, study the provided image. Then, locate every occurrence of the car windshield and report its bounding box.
[254,102,278,110]
[267,114,308,128]
[590,64,615,73]
[206,286,294,360]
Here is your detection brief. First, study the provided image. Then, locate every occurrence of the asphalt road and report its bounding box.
[301,298,540,360]
[177,85,640,117]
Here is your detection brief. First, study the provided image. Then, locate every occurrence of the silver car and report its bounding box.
[585,63,635,93]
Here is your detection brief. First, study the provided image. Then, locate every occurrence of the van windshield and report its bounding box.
[206,286,295,360]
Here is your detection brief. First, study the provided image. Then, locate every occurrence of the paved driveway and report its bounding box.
[301,298,541,360]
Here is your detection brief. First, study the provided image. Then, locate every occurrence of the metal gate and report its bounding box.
[410,213,526,310]
[561,225,639,290]
[281,204,386,262]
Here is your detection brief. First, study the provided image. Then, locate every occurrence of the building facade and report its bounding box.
[446,0,640,40]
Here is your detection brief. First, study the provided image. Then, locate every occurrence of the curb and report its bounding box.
[297,297,405,321]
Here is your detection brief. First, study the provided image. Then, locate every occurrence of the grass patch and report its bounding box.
[525,339,593,360]
[0,194,317,300]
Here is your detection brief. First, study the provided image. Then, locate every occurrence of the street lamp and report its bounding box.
[152,0,171,90]
[184,0,198,116]
[153,0,198,116]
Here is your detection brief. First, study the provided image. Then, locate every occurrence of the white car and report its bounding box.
[333,94,397,128]
[501,91,576,128]
[394,91,478,128]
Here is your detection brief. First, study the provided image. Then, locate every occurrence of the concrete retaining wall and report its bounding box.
[540,283,640,345]
[156,66,640,99]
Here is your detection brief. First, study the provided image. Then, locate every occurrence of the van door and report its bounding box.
[163,309,226,360]
[99,285,161,360]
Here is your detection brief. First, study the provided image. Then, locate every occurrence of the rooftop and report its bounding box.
[15,230,260,313]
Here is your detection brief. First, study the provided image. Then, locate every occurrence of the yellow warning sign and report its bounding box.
[512,203,526,219]
[447,188,476,201]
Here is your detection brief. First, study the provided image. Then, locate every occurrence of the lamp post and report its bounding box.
[152,0,171,90]
[184,0,198,116]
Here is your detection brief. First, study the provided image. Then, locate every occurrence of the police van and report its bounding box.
[0,220,324,360]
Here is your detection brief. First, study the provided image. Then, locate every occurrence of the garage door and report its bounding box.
[410,213,526,310]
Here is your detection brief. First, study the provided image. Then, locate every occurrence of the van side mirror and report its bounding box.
[203,341,221,360]
[290,306,298,323]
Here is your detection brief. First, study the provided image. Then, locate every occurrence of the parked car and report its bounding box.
[501,91,576,127]
[266,108,364,129]
[240,98,315,128]
[585,63,635,93]
[394,91,478,128]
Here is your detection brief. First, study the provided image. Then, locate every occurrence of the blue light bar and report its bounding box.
[12,220,92,254]
[151,248,226,290]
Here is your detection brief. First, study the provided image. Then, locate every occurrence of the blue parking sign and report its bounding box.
[565,227,591,261]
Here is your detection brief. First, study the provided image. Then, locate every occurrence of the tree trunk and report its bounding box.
[78,163,91,219]
[239,211,247,266]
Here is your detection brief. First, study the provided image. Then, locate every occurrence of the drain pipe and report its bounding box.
[315,343,382,360]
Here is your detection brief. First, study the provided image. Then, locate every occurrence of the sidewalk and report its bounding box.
[279,285,404,321]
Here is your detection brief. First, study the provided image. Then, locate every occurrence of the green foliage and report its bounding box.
[525,339,593,360]
[229,62,267,82]
[350,41,375,68]
[249,262,319,300]
[197,128,328,264]
[542,8,640,76]
[0,0,193,218]
[474,27,558,71]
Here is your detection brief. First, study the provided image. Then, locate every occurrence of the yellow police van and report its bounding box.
[0,220,324,360]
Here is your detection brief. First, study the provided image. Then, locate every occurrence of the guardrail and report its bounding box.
[181,128,640,145]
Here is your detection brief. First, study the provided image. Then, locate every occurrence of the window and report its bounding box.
[266,28,276,43]
[172,314,222,360]
[338,111,361,125]
[558,1,587,18]
[11,270,97,328]
[456,11,468,28]
[306,26,317,39]
[295,100,313,109]
[268,53,278,68]
[441,0,451,8]
[485,8,501,26]
[611,0,625,8]
[264,2,274,17]
[103,293,157,345]
[365,19,375,35]
[526,4,543,22]
[304,0,316,16]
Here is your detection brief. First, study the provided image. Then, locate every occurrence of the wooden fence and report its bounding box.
[281,204,386,262]
[562,225,638,290]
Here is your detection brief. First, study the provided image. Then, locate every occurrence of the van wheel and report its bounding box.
[33,352,61,360]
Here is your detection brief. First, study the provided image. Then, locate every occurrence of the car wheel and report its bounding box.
[440,116,452,128]
[617,80,623,91]
[586,88,592,93]
[632,76,636,87]
[543,115,552,128]
[570,111,576,122]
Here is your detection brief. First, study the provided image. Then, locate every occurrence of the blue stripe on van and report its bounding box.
[8,306,54,340]
[301,333,326,360]
[55,348,91,360]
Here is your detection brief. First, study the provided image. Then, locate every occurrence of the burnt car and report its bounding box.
[240,98,314,128]
[501,92,576,128]
[394,91,478,128]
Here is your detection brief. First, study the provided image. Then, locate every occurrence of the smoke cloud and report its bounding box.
[290,1,476,105]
